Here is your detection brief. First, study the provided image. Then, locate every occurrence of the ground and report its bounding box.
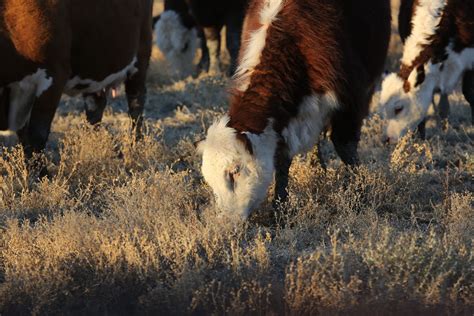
[0,1,472,315]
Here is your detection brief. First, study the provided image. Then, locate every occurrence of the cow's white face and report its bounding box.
[155,11,198,76]
[379,73,433,143]
[198,116,277,220]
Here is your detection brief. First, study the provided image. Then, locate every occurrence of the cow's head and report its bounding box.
[379,67,436,143]
[154,10,198,77]
[197,116,277,220]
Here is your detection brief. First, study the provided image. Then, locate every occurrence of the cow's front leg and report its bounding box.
[462,70,474,124]
[309,141,327,171]
[125,20,152,139]
[437,93,450,130]
[84,90,107,125]
[225,11,244,76]
[331,110,361,166]
[203,27,222,74]
[195,28,209,76]
[273,143,292,208]
[416,119,427,140]
[125,80,146,140]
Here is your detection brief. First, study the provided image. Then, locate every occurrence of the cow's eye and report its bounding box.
[394,105,404,116]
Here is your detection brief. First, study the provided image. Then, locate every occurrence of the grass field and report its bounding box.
[0,1,473,314]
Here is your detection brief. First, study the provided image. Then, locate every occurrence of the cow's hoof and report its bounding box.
[440,119,449,132]
[208,65,221,76]
[86,111,103,126]
[0,130,19,148]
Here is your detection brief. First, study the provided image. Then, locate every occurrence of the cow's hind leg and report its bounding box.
[0,88,17,148]
[462,70,474,124]
[17,68,68,177]
[84,90,107,125]
[203,27,222,74]
[0,88,8,130]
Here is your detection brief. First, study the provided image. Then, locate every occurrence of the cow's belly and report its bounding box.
[64,57,138,96]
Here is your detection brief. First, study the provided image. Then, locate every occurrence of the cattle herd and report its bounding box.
[0,0,473,219]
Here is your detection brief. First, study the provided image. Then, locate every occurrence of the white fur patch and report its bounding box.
[65,57,138,96]
[282,92,339,157]
[199,115,278,219]
[6,69,53,133]
[380,73,405,106]
[234,0,284,91]
[155,10,199,76]
[401,0,447,67]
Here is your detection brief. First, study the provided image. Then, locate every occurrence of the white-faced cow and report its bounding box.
[154,0,248,76]
[197,0,391,219]
[0,0,153,156]
[381,0,474,143]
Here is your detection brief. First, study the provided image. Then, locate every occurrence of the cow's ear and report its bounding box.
[152,15,161,29]
[194,139,205,154]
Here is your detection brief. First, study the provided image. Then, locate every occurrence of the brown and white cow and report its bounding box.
[197,0,391,219]
[381,0,474,143]
[0,0,153,155]
[154,0,248,76]
[396,0,474,139]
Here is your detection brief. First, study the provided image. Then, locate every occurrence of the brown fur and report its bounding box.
[228,0,391,166]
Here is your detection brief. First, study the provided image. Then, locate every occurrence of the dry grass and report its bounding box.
[0,1,473,314]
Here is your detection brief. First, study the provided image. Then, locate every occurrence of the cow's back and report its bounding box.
[186,0,247,27]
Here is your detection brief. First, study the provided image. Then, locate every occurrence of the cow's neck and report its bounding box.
[399,0,450,82]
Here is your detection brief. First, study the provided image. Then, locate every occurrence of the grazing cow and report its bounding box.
[197,0,391,219]
[154,0,248,76]
[397,0,474,139]
[0,0,153,155]
[381,0,474,143]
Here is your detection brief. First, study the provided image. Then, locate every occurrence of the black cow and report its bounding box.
[154,0,248,77]
[398,0,474,138]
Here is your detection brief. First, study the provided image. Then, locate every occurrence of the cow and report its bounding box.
[381,0,474,144]
[154,0,248,77]
[0,0,153,157]
[397,0,474,139]
[196,0,391,219]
